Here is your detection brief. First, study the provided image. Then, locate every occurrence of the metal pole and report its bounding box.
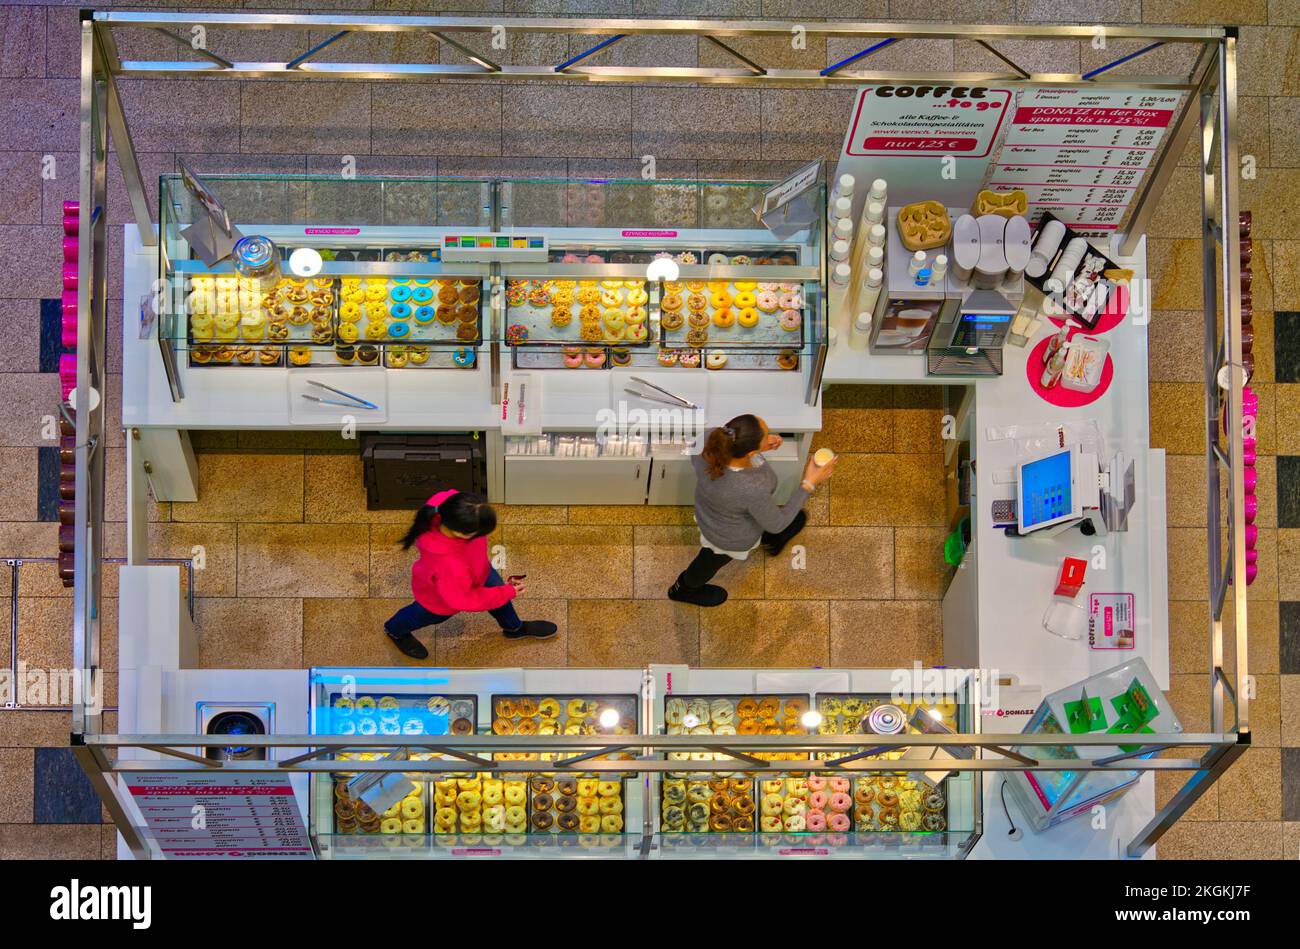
[95,22,157,246]
[1217,34,1249,739]
[1124,738,1247,855]
[72,742,153,859]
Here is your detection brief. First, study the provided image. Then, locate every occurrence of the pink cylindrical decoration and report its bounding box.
[1243,467,1257,493]
[1245,564,1258,585]
[1244,524,1258,549]
[58,353,76,400]
[1244,493,1257,524]
[62,237,78,262]
[62,263,77,290]
[61,291,77,321]
[1242,445,1256,466]
[1242,385,1258,416]
[1246,548,1258,566]
[63,200,79,216]
[61,312,76,349]
[62,214,78,237]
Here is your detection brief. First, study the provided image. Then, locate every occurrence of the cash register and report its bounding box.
[1015,445,1104,537]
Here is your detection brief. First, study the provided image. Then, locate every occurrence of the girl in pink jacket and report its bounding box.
[384,489,556,659]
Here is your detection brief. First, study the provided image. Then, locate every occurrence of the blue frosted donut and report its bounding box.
[389,302,412,320]
[411,286,434,304]
[389,285,412,303]
[414,305,436,324]
[388,322,411,340]
[452,348,475,367]
[391,278,411,285]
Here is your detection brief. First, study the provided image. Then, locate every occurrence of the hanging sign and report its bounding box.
[834,84,1015,215]
[982,87,1185,236]
[123,773,313,860]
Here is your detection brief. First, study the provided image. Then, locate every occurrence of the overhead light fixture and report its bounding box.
[645,256,679,283]
[289,246,323,277]
[801,710,823,729]
[682,713,699,729]
[598,708,620,729]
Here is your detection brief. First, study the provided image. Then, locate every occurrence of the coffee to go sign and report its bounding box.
[835,84,1014,211]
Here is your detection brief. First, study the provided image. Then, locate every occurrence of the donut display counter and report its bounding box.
[156,174,493,378]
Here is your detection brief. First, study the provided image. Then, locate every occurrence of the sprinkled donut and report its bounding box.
[778,309,802,332]
[828,812,851,832]
[756,291,780,312]
[805,811,827,832]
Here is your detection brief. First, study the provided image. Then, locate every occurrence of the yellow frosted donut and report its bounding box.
[734,280,757,291]
[365,321,387,340]
[734,291,757,308]
[737,307,760,327]
[600,279,623,290]
[706,280,729,292]
[337,322,360,343]
[627,288,648,306]
[601,289,623,307]
[623,279,644,290]
[625,306,647,325]
[710,290,733,309]
[713,308,735,328]
[339,301,362,323]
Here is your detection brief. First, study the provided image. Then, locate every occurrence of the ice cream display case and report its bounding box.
[494,178,826,375]
[156,174,492,374]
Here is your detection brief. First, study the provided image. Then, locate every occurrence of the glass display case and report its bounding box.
[155,174,826,380]
[497,178,826,375]
[157,174,491,373]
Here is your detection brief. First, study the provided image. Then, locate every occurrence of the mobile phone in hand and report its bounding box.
[507,574,527,583]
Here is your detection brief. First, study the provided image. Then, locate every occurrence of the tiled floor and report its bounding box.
[0,1,1297,859]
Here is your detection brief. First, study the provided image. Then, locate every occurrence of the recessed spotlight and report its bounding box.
[289,247,323,277]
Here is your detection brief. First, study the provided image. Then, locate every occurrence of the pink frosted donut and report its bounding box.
[805,811,827,832]
[778,309,802,331]
[585,254,605,263]
[778,282,799,293]
[809,791,828,811]
[562,352,583,368]
[584,350,606,368]
[828,777,850,795]
[828,812,851,832]
[778,292,803,310]
[828,792,852,813]
[757,282,779,292]
[756,291,780,312]
[807,776,827,792]
[562,253,581,263]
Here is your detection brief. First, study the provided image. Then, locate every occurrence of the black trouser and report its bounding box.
[679,510,807,589]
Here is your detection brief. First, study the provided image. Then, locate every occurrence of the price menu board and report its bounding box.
[983,88,1185,236]
[123,773,313,860]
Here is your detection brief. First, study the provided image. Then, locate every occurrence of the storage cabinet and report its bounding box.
[503,456,650,505]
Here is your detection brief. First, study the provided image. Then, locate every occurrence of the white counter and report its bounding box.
[122,227,822,435]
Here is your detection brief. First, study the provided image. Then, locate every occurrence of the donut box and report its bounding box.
[661,776,756,834]
[324,691,476,740]
[663,693,811,772]
[658,278,807,350]
[811,692,959,761]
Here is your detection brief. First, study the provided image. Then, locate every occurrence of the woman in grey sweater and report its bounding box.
[668,414,837,606]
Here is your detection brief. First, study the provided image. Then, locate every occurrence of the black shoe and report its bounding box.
[504,620,558,640]
[763,510,807,557]
[385,627,429,660]
[667,581,729,607]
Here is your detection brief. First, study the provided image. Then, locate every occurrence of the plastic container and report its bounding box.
[1060,335,1109,393]
[1042,599,1088,641]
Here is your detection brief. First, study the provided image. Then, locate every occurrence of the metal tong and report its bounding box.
[623,375,699,410]
[300,379,379,410]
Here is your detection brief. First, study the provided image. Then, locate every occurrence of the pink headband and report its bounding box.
[427,488,459,510]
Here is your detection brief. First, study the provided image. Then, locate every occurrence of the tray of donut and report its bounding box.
[656,276,808,351]
[187,274,337,369]
[661,694,809,834]
[489,693,639,834]
[812,693,950,835]
[504,277,653,351]
[332,276,482,370]
[327,692,478,837]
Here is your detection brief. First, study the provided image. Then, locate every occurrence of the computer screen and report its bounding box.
[1019,448,1074,531]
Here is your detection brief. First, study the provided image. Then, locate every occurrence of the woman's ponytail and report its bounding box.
[701,414,764,479]
[400,505,439,550]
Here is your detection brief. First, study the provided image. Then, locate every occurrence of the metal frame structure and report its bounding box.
[69,12,1250,860]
